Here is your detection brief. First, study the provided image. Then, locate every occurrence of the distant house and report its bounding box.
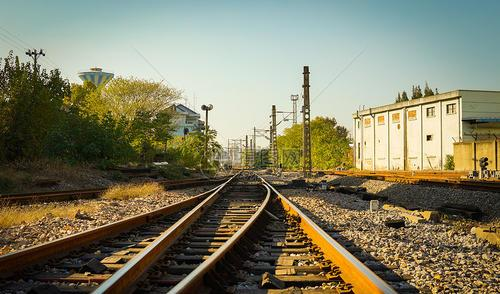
[171,104,203,136]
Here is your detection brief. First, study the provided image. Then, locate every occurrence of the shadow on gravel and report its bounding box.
[292,203,420,293]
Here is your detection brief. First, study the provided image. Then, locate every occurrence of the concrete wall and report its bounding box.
[375,112,389,170]
[454,140,500,171]
[460,91,500,141]
[388,109,404,170]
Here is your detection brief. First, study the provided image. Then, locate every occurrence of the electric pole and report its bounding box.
[291,94,299,125]
[25,49,45,76]
[302,66,312,178]
[201,104,213,170]
[253,127,257,169]
[245,135,249,168]
[271,105,278,171]
[25,49,45,67]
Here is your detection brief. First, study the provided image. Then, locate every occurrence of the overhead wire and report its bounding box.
[133,46,174,88]
[0,27,58,70]
[311,47,366,104]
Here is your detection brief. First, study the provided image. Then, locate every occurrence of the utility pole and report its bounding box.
[227,139,231,169]
[245,135,249,168]
[201,104,213,169]
[291,94,299,125]
[25,49,45,74]
[302,66,312,178]
[271,105,278,171]
[253,127,257,169]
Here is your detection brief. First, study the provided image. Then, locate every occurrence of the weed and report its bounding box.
[0,203,98,227]
[102,182,164,200]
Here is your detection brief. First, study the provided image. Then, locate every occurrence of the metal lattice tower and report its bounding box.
[271,105,278,170]
[302,66,312,177]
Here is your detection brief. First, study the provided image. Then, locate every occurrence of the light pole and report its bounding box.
[201,104,213,169]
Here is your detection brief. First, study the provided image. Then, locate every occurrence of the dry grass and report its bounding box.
[102,182,164,200]
[0,203,98,228]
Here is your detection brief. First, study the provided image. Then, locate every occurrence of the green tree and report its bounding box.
[396,92,402,103]
[0,51,70,161]
[277,116,351,170]
[401,91,409,101]
[424,82,434,97]
[411,85,423,99]
[169,130,222,169]
[88,77,181,122]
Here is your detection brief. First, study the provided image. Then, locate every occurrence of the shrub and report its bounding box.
[444,155,455,170]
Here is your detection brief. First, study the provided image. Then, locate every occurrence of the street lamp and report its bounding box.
[201,104,213,169]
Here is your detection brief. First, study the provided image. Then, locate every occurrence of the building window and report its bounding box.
[364,118,371,128]
[357,120,360,128]
[407,110,417,121]
[426,107,435,118]
[357,143,360,159]
[392,113,400,123]
[426,135,433,141]
[446,103,456,115]
[377,116,385,125]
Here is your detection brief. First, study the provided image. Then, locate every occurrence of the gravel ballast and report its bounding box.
[0,186,211,255]
[326,175,500,221]
[285,189,499,293]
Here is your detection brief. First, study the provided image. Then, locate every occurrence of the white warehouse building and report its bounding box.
[352,90,500,171]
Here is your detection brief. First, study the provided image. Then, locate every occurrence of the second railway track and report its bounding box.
[0,177,229,205]
[0,173,396,293]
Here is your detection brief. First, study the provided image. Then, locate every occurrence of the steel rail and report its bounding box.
[169,184,271,293]
[94,173,241,293]
[260,176,396,294]
[0,177,230,204]
[327,170,500,192]
[0,181,229,278]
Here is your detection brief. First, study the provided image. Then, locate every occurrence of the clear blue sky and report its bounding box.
[1,0,499,147]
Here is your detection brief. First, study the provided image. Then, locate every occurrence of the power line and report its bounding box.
[311,47,367,104]
[133,46,174,87]
[0,27,58,70]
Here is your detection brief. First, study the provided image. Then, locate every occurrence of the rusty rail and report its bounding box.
[0,180,231,278]
[260,176,396,294]
[325,170,500,192]
[94,173,240,293]
[0,177,230,204]
[169,184,271,293]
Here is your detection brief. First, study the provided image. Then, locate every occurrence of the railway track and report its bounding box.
[0,177,229,204]
[0,173,395,293]
[326,170,500,192]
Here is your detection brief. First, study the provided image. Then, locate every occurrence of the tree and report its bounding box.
[88,77,182,122]
[401,91,409,101]
[396,92,402,103]
[424,82,434,97]
[277,116,351,170]
[168,130,222,169]
[412,85,423,99]
[67,77,181,164]
[0,51,70,160]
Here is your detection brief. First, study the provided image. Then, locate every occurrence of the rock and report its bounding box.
[75,210,93,220]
